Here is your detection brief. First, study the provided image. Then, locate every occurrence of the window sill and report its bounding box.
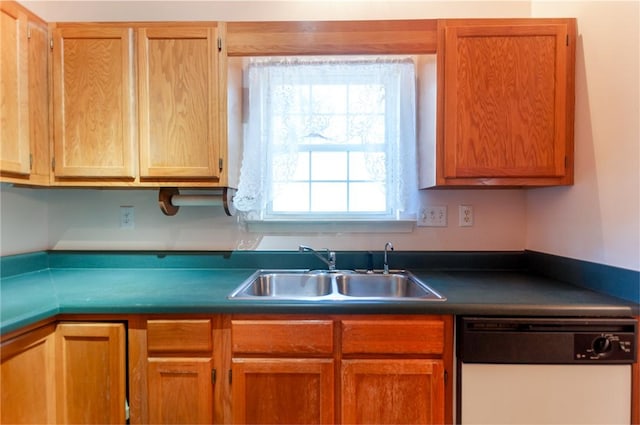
[244,219,416,234]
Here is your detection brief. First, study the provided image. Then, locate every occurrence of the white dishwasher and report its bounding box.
[457,317,637,425]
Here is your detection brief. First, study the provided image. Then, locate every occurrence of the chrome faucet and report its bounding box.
[298,245,336,271]
[383,242,394,274]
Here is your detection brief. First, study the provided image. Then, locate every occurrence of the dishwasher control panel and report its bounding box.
[574,332,635,361]
[458,317,637,364]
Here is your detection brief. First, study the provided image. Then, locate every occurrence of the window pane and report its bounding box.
[349,182,386,212]
[350,152,386,181]
[291,152,310,180]
[272,182,309,212]
[348,114,385,144]
[272,152,304,182]
[319,114,347,143]
[349,84,385,114]
[311,183,347,212]
[238,56,419,220]
[311,85,347,114]
[311,152,347,181]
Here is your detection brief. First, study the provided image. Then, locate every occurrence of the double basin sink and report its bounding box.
[228,269,445,301]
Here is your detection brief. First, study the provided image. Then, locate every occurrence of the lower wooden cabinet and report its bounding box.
[143,318,215,424]
[55,322,126,424]
[1,321,126,424]
[232,358,334,424]
[230,315,452,425]
[3,314,452,424]
[1,324,56,424]
[147,358,213,424]
[342,359,445,424]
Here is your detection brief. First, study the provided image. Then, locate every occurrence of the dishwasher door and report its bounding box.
[457,317,637,425]
[460,363,631,424]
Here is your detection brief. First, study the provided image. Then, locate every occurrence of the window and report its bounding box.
[234,56,418,222]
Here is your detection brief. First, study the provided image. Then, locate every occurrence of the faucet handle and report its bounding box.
[327,251,336,270]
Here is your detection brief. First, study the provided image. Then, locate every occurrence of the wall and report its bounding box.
[21,1,532,22]
[0,184,48,254]
[0,0,532,256]
[15,1,640,269]
[528,1,640,271]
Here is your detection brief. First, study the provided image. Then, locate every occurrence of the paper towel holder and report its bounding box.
[158,187,236,217]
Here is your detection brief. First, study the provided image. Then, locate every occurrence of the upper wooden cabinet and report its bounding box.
[51,25,136,180]
[0,4,30,175]
[138,26,221,181]
[427,18,576,187]
[0,2,49,185]
[50,23,229,187]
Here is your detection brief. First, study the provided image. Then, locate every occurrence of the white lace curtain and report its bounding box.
[234,56,418,220]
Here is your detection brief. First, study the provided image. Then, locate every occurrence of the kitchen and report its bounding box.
[1,0,638,424]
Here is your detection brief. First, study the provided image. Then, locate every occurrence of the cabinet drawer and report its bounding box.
[147,319,212,353]
[232,320,334,355]
[341,319,444,355]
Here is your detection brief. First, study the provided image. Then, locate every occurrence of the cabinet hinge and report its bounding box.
[27,26,32,39]
[444,369,448,384]
[29,154,33,170]
[211,369,216,384]
[51,157,55,171]
[566,34,569,46]
[50,38,53,50]
[219,158,223,172]
[228,369,232,385]
[217,37,222,52]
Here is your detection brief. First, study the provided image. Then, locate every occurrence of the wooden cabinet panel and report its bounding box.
[232,319,334,355]
[56,322,126,424]
[147,319,213,353]
[1,2,49,184]
[231,358,334,424]
[143,317,216,424]
[341,359,445,425]
[225,20,437,56]
[138,26,221,179]
[26,19,50,184]
[52,26,135,178]
[148,358,214,424]
[0,4,30,175]
[433,18,576,187]
[1,324,56,424]
[341,319,444,355]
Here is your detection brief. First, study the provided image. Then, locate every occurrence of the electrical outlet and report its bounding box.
[417,206,447,227]
[459,204,473,227]
[120,206,135,229]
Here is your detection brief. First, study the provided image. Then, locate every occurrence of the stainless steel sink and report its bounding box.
[228,270,445,301]
[335,273,433,298]
[238,272,333,297]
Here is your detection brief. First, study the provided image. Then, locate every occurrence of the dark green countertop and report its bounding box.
[2,265,636,335]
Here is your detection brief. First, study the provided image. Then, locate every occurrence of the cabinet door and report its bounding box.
[1,325,56,424]
[52,26,135,178]
[27,19,50,185]
[56,322,127,424]
[232,358,334,424]
[138,27,221,180]
[0,4,30,175]
[341,359,444,425]
[147,358,213,424]
[439,20,575,186]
